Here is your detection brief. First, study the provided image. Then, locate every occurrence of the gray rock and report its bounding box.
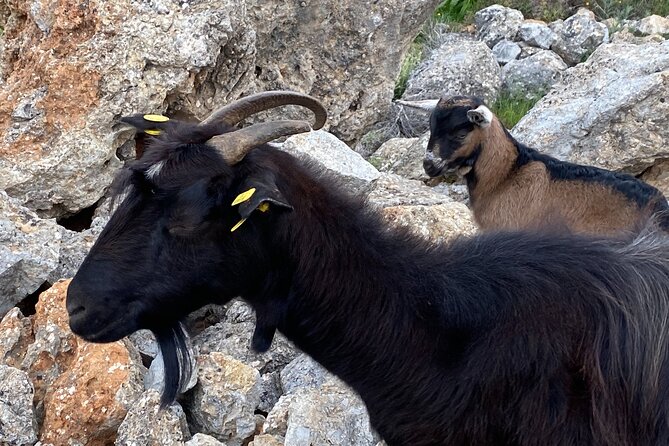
[0,365,37,445]
[519,42,544,59]
[185,433,227,446]
[475,5,524,47]
[367,173,458,208]
[262,378,381,446]
[513,40,669,174]
[501,50,568,97]
[550,9,609,65]
[492,39,522,65]
[258,371,283,414]
[281,131,380,192]
[381,203,477,243]
[128,329,160,360]
[0,191,61,315]
[634,15,669,36]
[185,352,262,445]
[400,34,501,136]
[280,354,329,395]
[145,327,198,394]
[518,19,558,49]
[115,390,190,445]
[369,134,430,181]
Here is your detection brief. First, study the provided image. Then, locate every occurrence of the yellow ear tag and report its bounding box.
[230,218,247,232]
[232,188,256,206]
[258,202,270,213]
[145,129,161,136]
[143,114,170,123]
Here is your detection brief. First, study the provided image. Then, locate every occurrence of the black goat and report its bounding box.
[68,92,669,445]
[398,96,669,235]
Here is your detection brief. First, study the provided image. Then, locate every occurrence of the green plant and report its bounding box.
[492,90,546,128]
[394,40,425,99]
[434,0,480,23]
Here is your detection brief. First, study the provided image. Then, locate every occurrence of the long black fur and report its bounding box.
[68,120,669,445]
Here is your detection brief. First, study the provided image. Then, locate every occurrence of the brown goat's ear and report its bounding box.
[466,105,493,128]
[230,174,292,232]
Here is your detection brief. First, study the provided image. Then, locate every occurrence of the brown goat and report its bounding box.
[398,96,669,235]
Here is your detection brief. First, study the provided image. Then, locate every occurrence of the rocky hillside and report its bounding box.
[0,0,668,444]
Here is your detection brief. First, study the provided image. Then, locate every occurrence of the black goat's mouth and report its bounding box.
[423,158,449,178]
[69,310,141,343]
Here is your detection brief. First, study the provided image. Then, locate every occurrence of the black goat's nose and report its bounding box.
[67,304,86,318]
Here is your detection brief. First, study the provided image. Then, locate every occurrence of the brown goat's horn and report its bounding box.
[208,120,312,164]
[395,99,440,113]
[201,91,327,130]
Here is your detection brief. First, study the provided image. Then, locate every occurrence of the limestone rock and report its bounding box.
[550,9,609,65]
[474,5,524,48]
[513,41,669,174]
[184,352,262,445]
[367,173,459,208]
[281,131,380,191]
[0,308,34,369]
[186,433,228,446]
[258,371,283,414]
[382,203,476,242]
[0,191,62,314]
[262,378,380,446]
[501,50,568,96]
[518,19,558,49]
[115,390,190,446]
[634,15,669,36]
[0,365,37,445]
[492,39,522,65]
[400,34,501,136]
[280,354,329,395]
[641,159,669,197]
[369,134,429,181]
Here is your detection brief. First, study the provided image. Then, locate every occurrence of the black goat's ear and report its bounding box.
[230,173,292,232]
[466,105,493,128]
[119,114,171,136]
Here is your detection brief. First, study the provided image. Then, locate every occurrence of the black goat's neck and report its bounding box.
[468,119,519,203]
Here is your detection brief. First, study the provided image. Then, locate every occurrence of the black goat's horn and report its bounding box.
[208,120,312,164]
[201,90,327,130]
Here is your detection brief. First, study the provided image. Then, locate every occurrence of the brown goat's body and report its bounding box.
[422,96,668,236]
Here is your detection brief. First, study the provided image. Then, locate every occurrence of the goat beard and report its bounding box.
[152,323,196,407]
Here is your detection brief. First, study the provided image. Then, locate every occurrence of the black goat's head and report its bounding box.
[67,91,326,345]
[397,96,494,177]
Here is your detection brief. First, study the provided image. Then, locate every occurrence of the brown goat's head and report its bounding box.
[397,96,494,177]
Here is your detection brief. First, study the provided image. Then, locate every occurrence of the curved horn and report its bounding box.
[395,99,440,113]
[201,91,327,130]
[208,120,312,164]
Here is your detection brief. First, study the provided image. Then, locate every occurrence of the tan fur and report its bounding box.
[456,116,654,236]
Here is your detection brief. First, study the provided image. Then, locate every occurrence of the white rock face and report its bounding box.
[0,365,37,445]
[635,15,669,36]
[550,8,609,65]
[518,19,558,49]
[493,39,522,65]
[502,50,568,96]
[474,5,525,48]
[513,40,669,173]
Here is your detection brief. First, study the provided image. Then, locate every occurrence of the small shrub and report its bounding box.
[492,90,546,128]
[394,41,425,99]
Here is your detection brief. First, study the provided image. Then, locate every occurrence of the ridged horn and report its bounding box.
[201,91,327,130]
[208,120,312,164]
[395,99,440,113]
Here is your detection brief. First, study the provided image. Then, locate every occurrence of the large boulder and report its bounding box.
[550,8,609,65]
[513,40,669,174]
[474,5,524,48]
[518,19,558,50]
[501,50,568,96]
[400,34,501,136]
[0,365,37,445]
[0,0,439,217]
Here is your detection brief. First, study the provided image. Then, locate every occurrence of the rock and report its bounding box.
[55,227,100,282]
[280,354,329,395]
[611,28,667,44]
[144,341,198,395]
[0,308,34,369]
[367,173,459,208]
[261,378,380,446]
[0,191,62,314]
[513,41,669,174]
[1,0,438,217]
[400,34,501,136]
[501,50,568,96]
[115,390,191,445]
[249,435,284,446]
[492,39,522,65]
[474,5,524,48]
[281,130,380,191]
[186,433,227,446]
[248,0,442,144]
[128,329,160,360]
[0,365,37,445]
[193,302,299,375]
[641,159,669,196]
[184,352,262,445]
[369,134,429,181]
[550,9,609,65]
[634,15,669,36]
[258,371,283,414]
[382,203,476,242]
[519,42,544,59]
[518,19,558,49]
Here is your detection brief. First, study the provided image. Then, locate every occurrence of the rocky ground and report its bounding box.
[0,0,668,444]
